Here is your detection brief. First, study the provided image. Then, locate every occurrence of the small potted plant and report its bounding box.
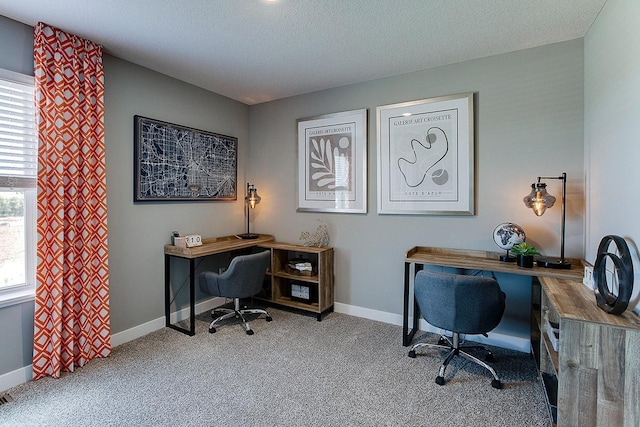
[511,242,540,268]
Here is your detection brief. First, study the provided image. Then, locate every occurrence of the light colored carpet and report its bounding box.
[2,308,550,426]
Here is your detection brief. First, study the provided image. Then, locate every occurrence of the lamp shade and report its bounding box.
[523,183,555,216]
[245,184,261,209]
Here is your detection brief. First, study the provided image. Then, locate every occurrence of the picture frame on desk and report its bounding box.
[376,93,474,215]
[296,109,368,214]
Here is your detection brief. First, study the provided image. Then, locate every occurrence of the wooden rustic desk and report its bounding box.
[534,276,640,426]
[403,246,583,346]
[164,234,274,336]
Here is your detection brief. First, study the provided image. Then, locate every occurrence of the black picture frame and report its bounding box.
[133,115,237,202]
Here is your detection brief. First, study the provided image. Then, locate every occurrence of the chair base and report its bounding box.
[209,298,272,335]
[408,333,502,389]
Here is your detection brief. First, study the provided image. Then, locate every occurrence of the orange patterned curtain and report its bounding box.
[32,22,111,380]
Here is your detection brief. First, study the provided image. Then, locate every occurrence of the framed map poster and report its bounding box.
[376,93,474,215]
[134,116,237,202]
[297,109,367,213]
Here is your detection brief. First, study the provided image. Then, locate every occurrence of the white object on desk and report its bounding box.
[185,234,202,247]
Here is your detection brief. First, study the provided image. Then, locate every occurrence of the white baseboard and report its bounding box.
[333,302,531,353]
[111,296,224,347]
[0,364,32,393]
[1,297,224,392]
[2,299,528,392]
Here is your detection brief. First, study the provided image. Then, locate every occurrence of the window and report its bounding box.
[0,68,37,307]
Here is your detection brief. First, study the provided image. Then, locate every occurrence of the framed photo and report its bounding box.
[134,116,237,202]
[297,109,368,213]
[376,93,474,215]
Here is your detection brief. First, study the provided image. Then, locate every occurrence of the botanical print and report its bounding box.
[297,108,367,213]
[305,123,355,201]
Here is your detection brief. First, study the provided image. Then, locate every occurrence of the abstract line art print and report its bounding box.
[134,116,237,202]
[297,109,367,213]
[377,93,474,215]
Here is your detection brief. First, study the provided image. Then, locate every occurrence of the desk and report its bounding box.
[164,234,274,336]
[402,246,583,346]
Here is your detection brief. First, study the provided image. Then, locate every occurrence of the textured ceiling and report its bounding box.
[0,0,606,105]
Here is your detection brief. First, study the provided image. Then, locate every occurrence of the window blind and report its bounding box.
[0,68,37,189]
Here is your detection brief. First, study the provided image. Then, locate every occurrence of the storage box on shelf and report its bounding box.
[258,242,334,321]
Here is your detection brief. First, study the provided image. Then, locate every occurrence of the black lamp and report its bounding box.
[523,172,571,269]
[238,182,261,240]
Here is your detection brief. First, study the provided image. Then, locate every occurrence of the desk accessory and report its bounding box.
[492,222,526,262]
[523,172,571,269]
[511,242,540,268]
[238,182,261,239]
[300,219,330,247]
[185,234,202,247]
[594,235,634,314]
[173,236,186,248]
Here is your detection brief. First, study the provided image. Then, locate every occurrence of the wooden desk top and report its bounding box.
[405,246,583,280]
[540,276,640,329]
[164,234,275,258]
[406,245,640,329]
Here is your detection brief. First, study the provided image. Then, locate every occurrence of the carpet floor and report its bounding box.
[1,308,550,426]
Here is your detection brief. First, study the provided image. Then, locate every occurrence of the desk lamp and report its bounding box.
[238,182,261,239]
[522,172,571,269]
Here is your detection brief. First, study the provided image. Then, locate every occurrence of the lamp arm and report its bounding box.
[537,175,566,182]
[246,201,250,235]
[560,172,566,262]
[535,173,567,263]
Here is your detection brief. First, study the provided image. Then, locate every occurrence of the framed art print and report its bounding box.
[297,109,368,213]
[376,93,474,215]
[134,115,237,202]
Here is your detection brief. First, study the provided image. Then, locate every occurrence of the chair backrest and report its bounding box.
[414,270,505,335]
[200,250,271,299]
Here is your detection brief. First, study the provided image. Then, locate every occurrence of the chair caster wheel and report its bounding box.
[246,329,254,335]
[438,337,447,345]
[209,327,216,333]
[266,316,273,322]
[408,350,416,358]
[491,379,503,389]
[485,353,495,363]
[435,376,445,386]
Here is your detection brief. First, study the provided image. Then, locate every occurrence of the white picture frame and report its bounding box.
[297,109,368,213]
[376,93,474,215]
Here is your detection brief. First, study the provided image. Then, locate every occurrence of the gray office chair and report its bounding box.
[199,250,272,335]
[408,270,506,389]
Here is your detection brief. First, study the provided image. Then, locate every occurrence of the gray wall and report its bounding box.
[0,15,35,377]
[0,15,250,377]
[248,40,585,317]
[0,14,32,75]
[584,0,640,313]
[103,56,249,333]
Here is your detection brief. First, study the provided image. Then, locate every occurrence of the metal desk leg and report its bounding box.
[189,258,195,335]
[165,255,196,336]
[403,262,422,346]
[165,254,171,328]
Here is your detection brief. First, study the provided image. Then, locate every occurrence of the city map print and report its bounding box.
[134,116,237,201]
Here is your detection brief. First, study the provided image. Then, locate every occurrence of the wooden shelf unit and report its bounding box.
[533,276,640,427]
[258,242,334,321]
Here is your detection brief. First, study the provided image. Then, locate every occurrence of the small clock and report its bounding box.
[185,234,202,247]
